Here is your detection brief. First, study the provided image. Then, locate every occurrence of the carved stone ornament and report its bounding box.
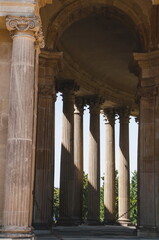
[103,108,116,125]
[38,84,54,97]
[6,16,45,48]
[74,97,85,114]
[117,107,130,123]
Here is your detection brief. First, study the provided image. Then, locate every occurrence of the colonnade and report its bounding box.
[32,53,134,227]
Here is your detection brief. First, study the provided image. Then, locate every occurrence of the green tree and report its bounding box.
[53,187,59,222]
[115,170,119,220]
[130,170,138,225]
[82,173,88,222]
[100,176,104,221]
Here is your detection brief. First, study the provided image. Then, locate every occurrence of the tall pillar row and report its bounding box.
[118,108,131,226]
[1,16,44,239]
[103,109,116,224]
[58,80,79,225]
[33,51,63,230]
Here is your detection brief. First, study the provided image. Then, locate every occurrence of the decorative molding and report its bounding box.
[137,86,158,98]
[133,50,159,79]
[38,84,54,97]
[74,97,85,115]
[103,108,116,125]
[46,0,149,51]
[6,16,45,48]
[86,95,105,113]
[117,107,130,123]
[40,50,63,75]
[56,79,79,94]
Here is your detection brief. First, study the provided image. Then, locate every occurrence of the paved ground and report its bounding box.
[35,226,159,240]
[37,236,159,240]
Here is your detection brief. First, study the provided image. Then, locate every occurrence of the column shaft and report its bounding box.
[58,81,79,225]
[103,109,116,224]
[73,98,84,224]
[33,92,55,229]
[87,97,103,225]
[2,16,42,237]
[118,109,130,225]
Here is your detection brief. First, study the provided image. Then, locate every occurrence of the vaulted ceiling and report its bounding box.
[40,0,156,114]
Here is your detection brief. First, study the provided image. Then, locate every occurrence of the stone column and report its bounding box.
[33,51,63,230]
[118,108,131,226]
[103,109,116,224]
[87,96,104,225]
[73,97,84,224]
[134,50,159,237]
[1,16,43,239]
[58,80,79,225]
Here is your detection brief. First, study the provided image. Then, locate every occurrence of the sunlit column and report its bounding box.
[58,80,79,225]
[73,97,85,224]
[2,16,43,239]
[87,96,104,225]
[118,108,131,226]
[103,109,116,224]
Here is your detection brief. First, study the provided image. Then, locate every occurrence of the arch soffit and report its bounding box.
[46,0,150,51]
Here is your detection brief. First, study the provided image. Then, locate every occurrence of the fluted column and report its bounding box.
[1,16,43,238]
[134,50,159,237]
[58,80,79,225]
[103,109,116,224]
[33,51,63,230]
[33,85,55,229]
[118,108,131,226]
[87,96,104,225]
[73,97,84,224]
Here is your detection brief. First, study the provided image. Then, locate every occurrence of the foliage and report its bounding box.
[100,176,104,221]
[115,170,119,219]
[53,187,59,222]
[53,170,138,224]
[130,170,138,225]
[82,173,88,221]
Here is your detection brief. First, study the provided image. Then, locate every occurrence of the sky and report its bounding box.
[54,93,138,187]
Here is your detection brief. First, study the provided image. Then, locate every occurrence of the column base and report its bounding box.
[32,223,52,230]
[118,218,132,226]
[103,219,117,225]
[87,219,101,226]
[137,226,159,237]
[56,217,79,226]
[0,226,35,239]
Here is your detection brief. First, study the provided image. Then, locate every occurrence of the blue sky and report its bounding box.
[54,93,138,187]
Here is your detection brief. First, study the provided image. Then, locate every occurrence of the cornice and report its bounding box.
[133,50,159,79]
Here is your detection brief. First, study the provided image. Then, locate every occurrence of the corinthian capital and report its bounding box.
[6,16,45,48]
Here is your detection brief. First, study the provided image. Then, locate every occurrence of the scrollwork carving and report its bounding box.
[6,16,45,48]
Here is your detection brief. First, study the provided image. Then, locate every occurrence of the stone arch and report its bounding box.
[46,0,150,51]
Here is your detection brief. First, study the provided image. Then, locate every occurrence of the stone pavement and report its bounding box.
[35,226,159,240]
